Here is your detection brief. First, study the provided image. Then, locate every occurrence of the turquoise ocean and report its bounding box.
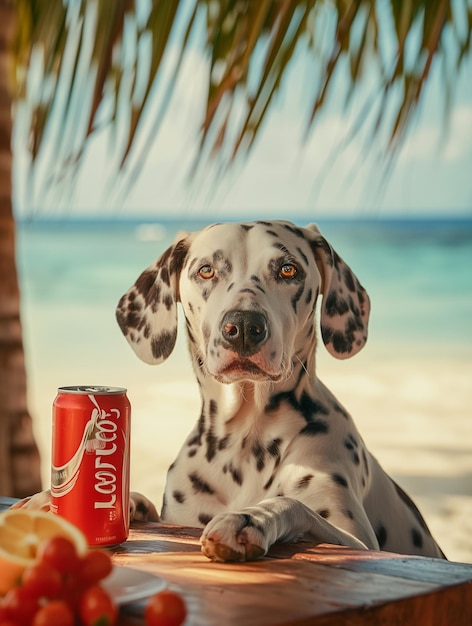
[16,216,472,359]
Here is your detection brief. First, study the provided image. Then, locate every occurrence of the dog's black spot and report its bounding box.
[156,244,173,268]
[205,400,218,462]
[282,223,304,238]
[252,441,265,472]
[332,401,350,419]
[271,242,291,255]
[322,327,351,355]
[305,288,313,305]
[266,390,329,428]
[332,473,348,488]
[186,325,196,345]
[198,513,213,526]
[362,450,369,476]
[299,420,329,436]
[189,472,215,495]
[250,275,266,293]
[268,390,330,437]
[375,524,388,548]
[296,474,314,490]
[135,269,158,300]
[227,283,234,292]
[241,514,264,534]
[187,448,197,457]
[187,409,205,447]
[296,247,309,266]
[151,329,176,360]
[309,238,333,266]
[264,474,275,490]
[344,437,361,465]
[412,528,424,548]
[267,438,282,465]
[325,291,349,317]
[160,266,170,287]
[291,285,305,312]
[163,294,173,310]
[343,266,357,292]
[318,509,330,519]
[218,435,230,450]
[223,462,243,486]
[343,509,354,520]
[344,434,357,449]
[170,239,190,276]
[265,229,279,237]
[173,490,185,504]
[393,480,430,533]
[239,288,258,296]
[241,224,254,231]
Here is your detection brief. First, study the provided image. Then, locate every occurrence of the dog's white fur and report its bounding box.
[17,221,445,562]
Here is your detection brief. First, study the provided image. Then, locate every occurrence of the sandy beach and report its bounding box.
[25,326,472,564]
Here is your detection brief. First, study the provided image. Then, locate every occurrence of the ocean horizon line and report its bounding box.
[15,212,472,227]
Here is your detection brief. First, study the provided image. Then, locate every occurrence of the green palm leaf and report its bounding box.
[11,0,472,188]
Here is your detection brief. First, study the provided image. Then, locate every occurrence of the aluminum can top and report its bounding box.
[58,386,127,395]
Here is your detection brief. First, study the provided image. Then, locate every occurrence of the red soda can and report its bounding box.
[51,386,131,547]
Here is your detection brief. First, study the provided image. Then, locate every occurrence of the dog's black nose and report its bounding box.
[221,310,268,355]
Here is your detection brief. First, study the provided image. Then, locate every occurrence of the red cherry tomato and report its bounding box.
[37,536,80,575]
[145,590,187,626]
[78,550,113,587]
[2,585,40,625]
[59,572,83,611]
[78,585,117,626]
[21,562,63,600]
[32,601,74,626]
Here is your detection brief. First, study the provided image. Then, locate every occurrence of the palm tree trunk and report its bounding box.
[0,0,42,497]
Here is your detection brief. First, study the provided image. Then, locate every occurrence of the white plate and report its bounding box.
[102,566,166,605]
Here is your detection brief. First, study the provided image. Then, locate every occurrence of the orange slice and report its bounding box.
[0,508,87,595]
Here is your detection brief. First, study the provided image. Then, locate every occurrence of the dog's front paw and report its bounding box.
[200,513,267,562]
[11,490,160,523]
[129,491,160,522]
[11,490,52,511]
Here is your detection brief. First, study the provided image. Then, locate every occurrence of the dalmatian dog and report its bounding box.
[18,221,445,562]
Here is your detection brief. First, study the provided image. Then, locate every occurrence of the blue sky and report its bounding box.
[13,8,472,221]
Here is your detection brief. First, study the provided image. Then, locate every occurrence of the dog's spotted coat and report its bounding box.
[19,221,445,562]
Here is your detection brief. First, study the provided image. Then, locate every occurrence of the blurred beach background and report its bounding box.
[16,215,472,564]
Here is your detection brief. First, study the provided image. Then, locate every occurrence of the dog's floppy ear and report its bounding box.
[305,224,370,359]
[116,232,190,365]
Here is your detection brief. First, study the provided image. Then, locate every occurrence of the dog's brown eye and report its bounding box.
[198,265,215,279]
[279,263,297,279]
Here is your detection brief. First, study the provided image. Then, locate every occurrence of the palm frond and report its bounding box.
[11,0,472,193]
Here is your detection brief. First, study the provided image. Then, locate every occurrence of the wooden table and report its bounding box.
[114,523,472,625]
[1,497,472,624]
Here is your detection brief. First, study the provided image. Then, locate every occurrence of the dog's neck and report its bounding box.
[190,346,319,428]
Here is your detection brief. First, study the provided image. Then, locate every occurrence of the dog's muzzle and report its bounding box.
[221,310,268,357]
